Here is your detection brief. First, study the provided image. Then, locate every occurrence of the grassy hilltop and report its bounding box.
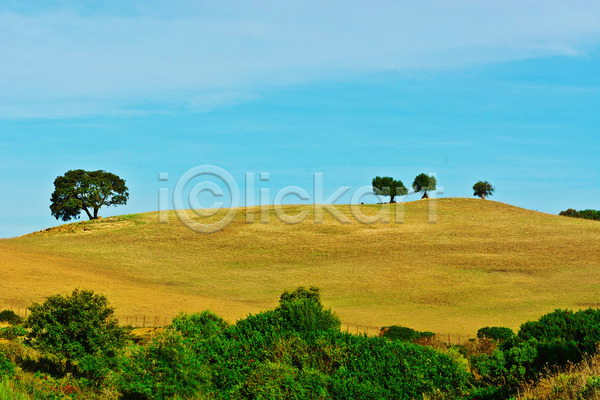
[1,198,599,336]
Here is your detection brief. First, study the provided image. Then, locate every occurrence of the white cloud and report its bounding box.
[1,0,600,118]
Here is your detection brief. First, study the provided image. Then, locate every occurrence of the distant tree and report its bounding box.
[559,209,581,218]
[412,173,437,199]
[50,169,129,221]
[473,181,494,199]
[372,176,407,203]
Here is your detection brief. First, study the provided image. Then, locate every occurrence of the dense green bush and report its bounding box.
[471,308,600,397]
[579,209,600,220]
[518,308,600,355]
[119,331,209,400]
[0,351,15,378]
[277,297,341,340]
[0,311,22,325]
[477,327,515,342]
[168,287,470,399]
[559,208,600,221]
[280,286,322,304]
[233,362,330,399]
[328,332,471,399]
[0,326,27,341]
[25,289,131,369]
[170,310,228,340]
[380,325,435,342]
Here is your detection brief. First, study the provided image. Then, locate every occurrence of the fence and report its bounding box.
[1,305,476,344]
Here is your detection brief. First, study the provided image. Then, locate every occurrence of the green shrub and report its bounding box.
[0,326,27,341]
[329,332,471,399]
[477,327,515,342]
[118,331,209,400]
[170,310,228,340]
[518,308,600,355]
[277,297,341,340]
[0,352,15,379]
[25,289,131,369]
[233,362,330,399]
[280,286,322,304]
[380,325,435,343]
[0,311,22,325]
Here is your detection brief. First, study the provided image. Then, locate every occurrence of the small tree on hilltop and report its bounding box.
[372,176,407,203]
[473,180,494,200]
[50,169,129,221]
[412,173,437,199]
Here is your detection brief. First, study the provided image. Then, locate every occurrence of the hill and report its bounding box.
[1,198,599,337]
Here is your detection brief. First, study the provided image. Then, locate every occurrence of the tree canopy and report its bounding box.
[50,169,129,221]
[372,176,407,203]
[25,289,130,364]
[473,180,494,199]
[412,173,437,198]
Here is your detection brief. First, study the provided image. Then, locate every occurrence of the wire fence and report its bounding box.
[1,305,476,345]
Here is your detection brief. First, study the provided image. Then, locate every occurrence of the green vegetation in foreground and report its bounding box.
[3,288,600,399]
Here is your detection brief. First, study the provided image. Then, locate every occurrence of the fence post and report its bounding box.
[143,316,146,328]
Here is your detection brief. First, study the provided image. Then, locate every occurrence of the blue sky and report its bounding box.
[1,1,600,238]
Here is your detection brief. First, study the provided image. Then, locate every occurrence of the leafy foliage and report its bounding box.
[170,310,228,341]
[518,308,600,355]
[118,331,209,400]
[0,351,15,378]
[19,288,600,399]
[412,173,437,195]
[477,327,516,342]
[25,289,131,367]
[280,286,321,304]
[0,311,22,325]
[372,176,407,203]
[473,180,494,199]
[50,169,129,221]
[559,208,600,221]
[0,326,27,341]
[380,325,435,343]
[471,308,600,396]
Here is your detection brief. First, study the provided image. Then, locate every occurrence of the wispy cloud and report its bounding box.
[1,0,600,118]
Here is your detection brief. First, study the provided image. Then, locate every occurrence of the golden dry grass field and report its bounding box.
[1,198,600,337]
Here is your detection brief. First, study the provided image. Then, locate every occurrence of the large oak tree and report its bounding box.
[50,169,129,221]
[473,180,494,200]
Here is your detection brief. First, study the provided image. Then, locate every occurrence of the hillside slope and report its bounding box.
[2,198,600,336]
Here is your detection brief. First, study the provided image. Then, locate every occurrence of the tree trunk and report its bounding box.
[389,195,396,204]
[93,208,99,219]
[481,194,486,200]
[82,207,93,220]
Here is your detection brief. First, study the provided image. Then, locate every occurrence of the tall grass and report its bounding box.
[0,378,31,400]
[516,351,600,400]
